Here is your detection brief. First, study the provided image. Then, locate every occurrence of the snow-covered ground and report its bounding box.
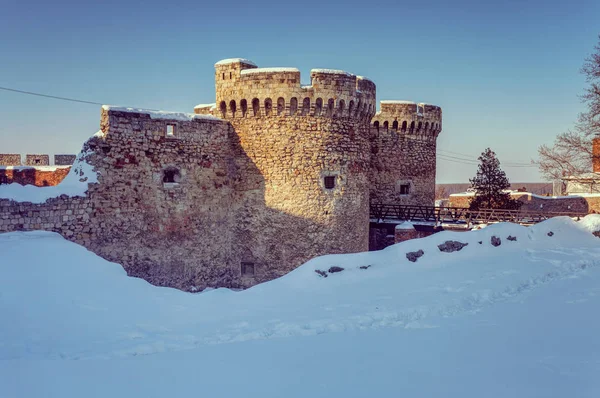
[1,216,600,397]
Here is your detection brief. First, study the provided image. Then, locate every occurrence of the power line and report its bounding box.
[0,86,104,106]
[437,149,535,167]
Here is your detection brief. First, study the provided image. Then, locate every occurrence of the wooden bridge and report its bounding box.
[370,204,587,226]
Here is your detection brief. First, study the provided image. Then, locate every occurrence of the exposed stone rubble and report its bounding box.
[406,250,425,262]
[437,240,469,252]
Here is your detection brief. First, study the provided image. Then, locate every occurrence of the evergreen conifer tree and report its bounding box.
[469,148,522,210]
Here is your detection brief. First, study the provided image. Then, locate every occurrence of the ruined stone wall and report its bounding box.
[0,154,22,166]
[369,101,442,205]
[0,196,93,239]
[83,108,239,289]
[0,167,71,186]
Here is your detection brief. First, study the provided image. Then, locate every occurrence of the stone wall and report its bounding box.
[0,58,445,291]
[369,101,442,206]
[25,154,50,166]
[0,154,21,166]
[54,154,77,166]
[0,167,71,186]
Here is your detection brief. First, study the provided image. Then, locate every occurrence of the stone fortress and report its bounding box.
[0,58,442,290]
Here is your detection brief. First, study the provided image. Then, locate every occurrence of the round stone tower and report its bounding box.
[370,100,443,205]
[213,58,376,285]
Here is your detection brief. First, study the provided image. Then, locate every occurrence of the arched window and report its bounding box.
[410,121,415,133]
[392,120,399,131]
[219,101,226,118]
[277,97,285,116]
[315,98,323,116]
[355,100,362,117]
[302,97,310,115]
[229,100,237,118]
[327,98,335,117]
[417,122,422,132]
[348,100,355,116]
[163,166,181,184]
[290,97,298,116]
[338,99,345,117]
[383,121,389,130]
[252,98,260,116]
[401,121,407,133]
[374,121,380,131]
[424,122,429,132]
[265,98,273,116]
[240,99,248,117]
[361,103,367,116]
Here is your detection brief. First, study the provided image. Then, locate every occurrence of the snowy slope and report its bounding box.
[1,217,600,397]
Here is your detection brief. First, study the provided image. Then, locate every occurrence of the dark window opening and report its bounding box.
[252,98,260,116]
[265,98,273,116]
[324,176,336,189]
[399,184,410,195]
[229,72,232,79]
[222,72,225,80]
[163,167,181,184]
[241,262,255,276]
[34,159,40,164]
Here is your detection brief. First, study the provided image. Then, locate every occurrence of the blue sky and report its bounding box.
[1,0,598,183]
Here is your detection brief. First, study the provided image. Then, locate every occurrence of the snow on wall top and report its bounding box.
[311,68,353,77]
[193,103,216,110]
[380,100,417,105]
[0,138,99,204]
[102,105,220,121]
[214,58,257,67]
[395,221,416,230]
[240,67,300,75]
[356,75,374,83]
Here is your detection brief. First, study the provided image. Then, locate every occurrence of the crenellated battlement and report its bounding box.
[371,100,442,141]
[213,59,376,122]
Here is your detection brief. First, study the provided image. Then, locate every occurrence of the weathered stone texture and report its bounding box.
[54,154,77,166]
[25,154,50,166]
[369,103,441,206]
[0,58,444,291]
[0,154,22,166]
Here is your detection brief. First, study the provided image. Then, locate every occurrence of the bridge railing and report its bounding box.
[370,204,588,225]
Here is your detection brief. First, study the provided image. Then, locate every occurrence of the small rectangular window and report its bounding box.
[400,184,410,195]
[34,159,40,164]
[166,124,175,137]
[324,176,336,189]
[241,262,255,276]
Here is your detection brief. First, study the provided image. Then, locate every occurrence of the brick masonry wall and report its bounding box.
[0,167,71,186]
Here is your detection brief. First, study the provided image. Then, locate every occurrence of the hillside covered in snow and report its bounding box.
[1,216,600,397]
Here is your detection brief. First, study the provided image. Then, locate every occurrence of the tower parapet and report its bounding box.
[371,100,442,141]
[214,59,376,122]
